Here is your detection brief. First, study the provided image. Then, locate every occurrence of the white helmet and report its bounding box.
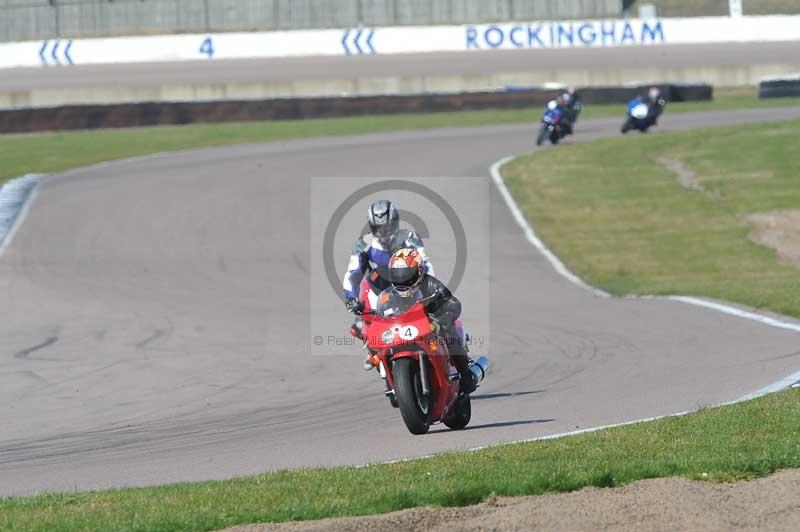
[367,200,399,247]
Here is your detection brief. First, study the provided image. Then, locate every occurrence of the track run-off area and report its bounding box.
[1,107,800,497]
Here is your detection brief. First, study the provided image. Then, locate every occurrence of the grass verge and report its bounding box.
[1,388,798,532]
[504,119,800,317]
[1,89,798,185]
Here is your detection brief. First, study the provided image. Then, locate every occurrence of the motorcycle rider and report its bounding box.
[385,248,476,395]
[629,86,666,125]
[543,97,566,131]
[343,200,435,367]
[645,86,666,125]
[545,95,566,116]
[560,87,582,134]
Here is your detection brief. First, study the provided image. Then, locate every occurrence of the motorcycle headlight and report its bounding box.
[381,329,395,344]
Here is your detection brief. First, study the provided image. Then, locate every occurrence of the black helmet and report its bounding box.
[388,248,424,297]
[367,200,399,247]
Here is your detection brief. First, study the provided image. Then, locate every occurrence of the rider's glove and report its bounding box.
[345,297,364,315]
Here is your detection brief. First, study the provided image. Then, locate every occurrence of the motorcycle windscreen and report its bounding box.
[631,103,649,120]
[377,286,423,317]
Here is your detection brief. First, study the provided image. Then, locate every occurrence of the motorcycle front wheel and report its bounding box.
[393,357,431,435]
[536,126,549,146]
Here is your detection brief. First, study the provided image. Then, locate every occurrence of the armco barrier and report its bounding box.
[0,84,711,134]
[759,78,800,98]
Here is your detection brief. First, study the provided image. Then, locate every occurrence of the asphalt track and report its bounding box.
[2,42,799,91]
[2,107,800,497]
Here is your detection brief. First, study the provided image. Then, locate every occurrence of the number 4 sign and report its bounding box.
[199,37,215,58]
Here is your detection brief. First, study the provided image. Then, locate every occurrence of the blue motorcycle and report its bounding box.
[536,105,565,146]
[621,98,656,134]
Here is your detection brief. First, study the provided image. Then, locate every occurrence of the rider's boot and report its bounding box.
[442,323,476,394]
[363,352,376,371]
[351,318,376,371]
[450,343,476,394]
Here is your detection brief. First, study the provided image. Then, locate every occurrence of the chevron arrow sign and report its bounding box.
[341,28,376,55]
[39,40,74,65]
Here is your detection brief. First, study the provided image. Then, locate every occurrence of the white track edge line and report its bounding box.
[0,174,42,258]
[366,372,800,469]
[489,156,611,298]
[359,158,800,470]
[490,155,800,336]
[5,164,798,470]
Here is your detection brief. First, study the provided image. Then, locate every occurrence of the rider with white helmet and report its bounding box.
[342,200,435,367]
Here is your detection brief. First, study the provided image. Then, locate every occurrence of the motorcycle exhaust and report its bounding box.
[469,356,490,383]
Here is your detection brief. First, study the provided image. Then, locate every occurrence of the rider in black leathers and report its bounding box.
[561,87,582,135]
[385,248,476,394]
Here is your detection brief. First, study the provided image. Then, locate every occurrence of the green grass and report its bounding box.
[2,90,800,531]
[505,119,800,317]
[1,89,798,185]
[1,388,798,532]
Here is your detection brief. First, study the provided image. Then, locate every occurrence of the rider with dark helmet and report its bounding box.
[385,248,476,394]
[561,87,582,134]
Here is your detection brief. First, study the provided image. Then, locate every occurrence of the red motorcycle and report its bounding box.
[350,286,489,435]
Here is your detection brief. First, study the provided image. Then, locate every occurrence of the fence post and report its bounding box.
[52,0,61,38]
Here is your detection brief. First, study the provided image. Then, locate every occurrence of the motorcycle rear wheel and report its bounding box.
[443,393,471,430]
[393,357,431,435]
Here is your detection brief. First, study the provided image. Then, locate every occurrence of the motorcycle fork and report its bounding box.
[418,354,431,398]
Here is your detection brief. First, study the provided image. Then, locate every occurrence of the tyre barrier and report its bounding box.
[0,83,712,134]
[759,77,800,99]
